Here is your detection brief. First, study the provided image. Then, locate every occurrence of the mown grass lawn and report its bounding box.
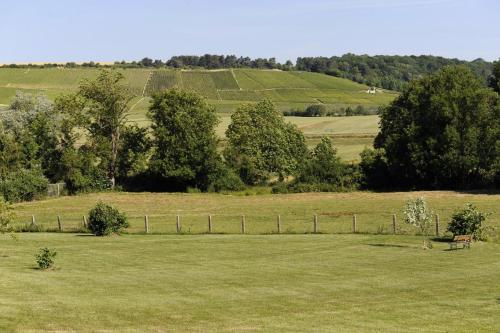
[0,233,499,332]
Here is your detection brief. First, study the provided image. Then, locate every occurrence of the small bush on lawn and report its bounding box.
[447,204,488,240]
[35,247,57,270]
[88,202,129,236]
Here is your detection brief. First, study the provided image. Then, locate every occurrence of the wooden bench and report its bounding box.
[449,235,472,250]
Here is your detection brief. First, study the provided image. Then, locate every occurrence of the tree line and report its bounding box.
[296,54,493,91]
[0,62,498,202]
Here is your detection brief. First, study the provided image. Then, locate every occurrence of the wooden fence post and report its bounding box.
[176,215,181,233]
[277,215,281,234]
[313,214,318,233]
[144,215,149,234]
[57,215,62,232]
[352,214,357,233]
[241,215,246,234]
[392,214,397,234]
[31,215,36,226]
[83,216,87,228]
[435,214,440,236]
[208,215,213,233]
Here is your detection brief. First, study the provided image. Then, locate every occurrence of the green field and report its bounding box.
[1,232,499,332]
[12,191,500,235]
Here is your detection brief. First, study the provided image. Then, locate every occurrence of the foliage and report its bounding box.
[148,88,225,191]
[88,202,129,236]
[117,124,152,179]
[375,66,500,190]
[57,70,133,189]
[305,104,327,117]
[0,197,15,235]
[489,60,500,93]
[359,148,390,189]
[290,137,360,191]
[207,165,246,192]
[0,92,62,181]
[296,54,493,91]
[403,197,433,248]
[224,99,308,184]
[166,54,287,70]
[0,169,49,203]
[35,247,57,270]
[447,204,487,240]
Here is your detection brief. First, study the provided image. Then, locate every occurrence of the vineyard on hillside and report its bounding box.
[141,69,396,107]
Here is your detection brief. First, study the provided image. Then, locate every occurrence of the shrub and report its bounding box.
[0,169,49,202]
[35,247,57,269]
[0,196,15,235]
[88,202,129,236]
[305,104,327,117]
[447,204,487,240]
[208,166,245,192]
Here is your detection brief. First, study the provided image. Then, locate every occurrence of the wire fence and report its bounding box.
[14,212,451,236]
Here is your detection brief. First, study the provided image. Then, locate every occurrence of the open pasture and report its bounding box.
[0,232,499,332]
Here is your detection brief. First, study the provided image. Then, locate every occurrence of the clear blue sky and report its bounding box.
[1,0,498,63]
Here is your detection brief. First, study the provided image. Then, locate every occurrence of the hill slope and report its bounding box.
[0,68,397,113]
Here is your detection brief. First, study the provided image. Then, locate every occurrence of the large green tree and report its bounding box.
[224,99,308,184]
[58,70,133,188]
[0,92,62,180]
[375,66,500,189]
[148,88,222,190]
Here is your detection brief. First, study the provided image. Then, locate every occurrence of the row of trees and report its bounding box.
[0,63,499,202]
[283,104,374,117]
[0,69,357,200]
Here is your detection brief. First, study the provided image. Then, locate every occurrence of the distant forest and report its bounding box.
[295,54,493,90]
[2,54,495,91]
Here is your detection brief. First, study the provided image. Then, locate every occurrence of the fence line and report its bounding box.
[13,212,451,236]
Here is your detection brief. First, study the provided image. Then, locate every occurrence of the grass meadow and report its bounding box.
[1,232,499,332]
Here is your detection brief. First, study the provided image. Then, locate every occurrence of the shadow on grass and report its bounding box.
[30,266,60,271]
[74,234,94,237]
[366,243,410,248]
[432,236,453,243]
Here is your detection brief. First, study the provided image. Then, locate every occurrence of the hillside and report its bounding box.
[0,68,397,115]
[0,67,389,161]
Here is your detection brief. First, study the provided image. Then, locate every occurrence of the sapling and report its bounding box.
[404,197,433,249]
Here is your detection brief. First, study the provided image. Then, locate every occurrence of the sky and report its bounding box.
[1,0,499,63]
